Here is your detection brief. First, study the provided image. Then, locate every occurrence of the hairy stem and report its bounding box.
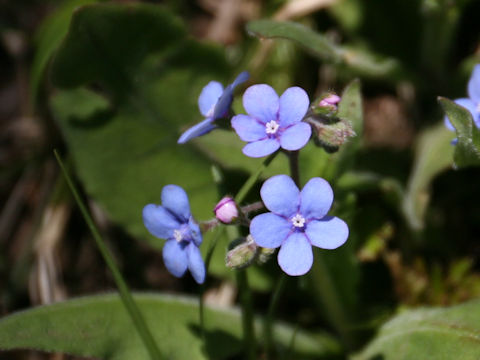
[235,152,278,204]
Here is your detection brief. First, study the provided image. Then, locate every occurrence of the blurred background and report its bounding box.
[1,0,480,359]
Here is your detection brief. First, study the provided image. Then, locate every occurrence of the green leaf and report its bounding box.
[50,4,227,241]
[30,0,99,104]
[51,3,186,90]
[353,299,480,360]
[0,293,340,360]
[438,97,480,168]
[48,3,272,289]
[246,20,404,80]
[402,122,454,230]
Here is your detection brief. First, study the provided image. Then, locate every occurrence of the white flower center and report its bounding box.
[265,120,280,134]
[291,214,306,228]
[173,229,183,242]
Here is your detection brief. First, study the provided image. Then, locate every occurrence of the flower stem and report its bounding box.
[264,274,287,359]
[235,152,277,204]
[199,226,225,343]
[236,269,256,360]
[288,150,300,186]
[232,154,279,359]
[241,201,264,215]
[199,153,278,356]
[54,150,162,360]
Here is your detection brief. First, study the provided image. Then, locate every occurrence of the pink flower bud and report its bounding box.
[214,197,238,224]
[318,94,341,109]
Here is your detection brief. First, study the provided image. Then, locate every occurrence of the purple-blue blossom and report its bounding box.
[178,71,249,144]
[142,185,205,284]
[445,64,480,143]
[231,84,312,157]
[250,175,348,276]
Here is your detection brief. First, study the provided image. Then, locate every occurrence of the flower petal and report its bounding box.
[161,185,190,221]
[279,122,312,151]
[261,175,299,216]
[231,71,250,88]
[186,243,205,284]
[143,204,179,239]
[468,64,480,104]
[198,81,223,117]
[278,233,313,276]
[278,87,310,127]
[300,177,333,220]
[232,114,266,141]
[177,118,216,144]
[444,115,455,131]
[213,71,249,119]
[456,98,477,117]
[250,213,291,248]
[306,216,349,249]
[188,217,202,246]
[162,240,188,278]
[242,138,280,158]
[243,84,279,123]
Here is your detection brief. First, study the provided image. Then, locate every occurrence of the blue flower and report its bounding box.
[178,71,249,144]
[231,85,312,158]
[143,185,205,284]
[445,64,480,143]
[250,175,348,276]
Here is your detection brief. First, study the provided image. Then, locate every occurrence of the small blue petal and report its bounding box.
[213,72,249,120]
[300,177,333,220]
[198,81,223,117]
[278,87,310,127]
[161,185,191,221]
[232,114,266,142]
[467,64,480,104]
[232,71,250,88]
[178,118,216,144]
[278,233,313,276]
[444,115,455,131]
[243,84,279,123]
[250,213,291,248]
[242,138,280,158]
[143,204,179,239]
[162,240,188,278]
[455,98,477,119]
[188,217,202,246]
[279,122,312,151]
[261,175,299,217]
[186,242,205,284]
[306,216,349,250]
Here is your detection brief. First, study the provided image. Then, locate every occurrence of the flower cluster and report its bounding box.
[144,72,349,282]
[445,64,480,143]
